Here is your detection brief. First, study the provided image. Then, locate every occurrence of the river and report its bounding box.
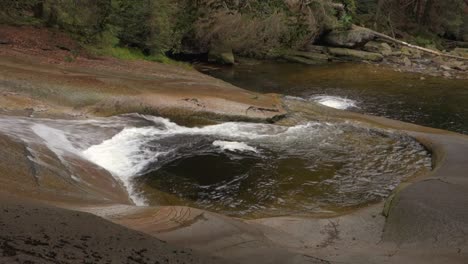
[200,61,468,135]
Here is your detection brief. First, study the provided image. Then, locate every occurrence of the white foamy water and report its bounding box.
[213,140,258,153]
[311,95,357,110]
[81,117,314,177]
[31,124,82,159]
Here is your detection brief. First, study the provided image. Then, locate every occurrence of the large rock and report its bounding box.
[451,48,468,58]
[282,51,329,65]
[402,56,412,67]
[0,197,225,264]
[290,51,329,61]
[208,46,235,65]
[328,47,383,61]
[303,44,328,54]
[363,41,393,56]
[401,47,421,59]
[323,26,375,48]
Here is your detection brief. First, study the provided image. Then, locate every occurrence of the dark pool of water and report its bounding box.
[199,61,468,134]
[131,119,431,218]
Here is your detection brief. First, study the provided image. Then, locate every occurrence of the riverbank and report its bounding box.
[286,25,468,80]
[198,60,468,135]
[0,25,285,123]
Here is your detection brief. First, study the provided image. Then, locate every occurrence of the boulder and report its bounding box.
[303,44,328,54]
[282,55,325,65]
[431,56,445,65]
[402,56,412,67]
[401,47,421,59]
[440,65,452,71]
[288,51,329,61]
[445,59,465,69]
[401,47,412,56]
[208,46,235,65]
[327,47,383,61]
[451,48,468,58]
[363,41,393,56]
[323,26,375,48]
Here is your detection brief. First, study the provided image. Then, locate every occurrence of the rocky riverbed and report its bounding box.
[278,26,468,79]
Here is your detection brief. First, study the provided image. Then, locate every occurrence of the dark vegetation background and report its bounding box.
[1,0,467,60]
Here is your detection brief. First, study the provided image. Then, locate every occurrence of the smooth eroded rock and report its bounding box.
[323,26,375,48]
[363,41,393,56]
[283,51,329,64]
[328,47,383,61]
[208,46,235,65]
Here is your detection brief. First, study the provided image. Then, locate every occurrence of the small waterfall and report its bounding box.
[0,114,432,214]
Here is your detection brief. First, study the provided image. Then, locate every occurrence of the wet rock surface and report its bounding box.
[0,196,225,264]
[0,25,285,122]
[383,133,468,250]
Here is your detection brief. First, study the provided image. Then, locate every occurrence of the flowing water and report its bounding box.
[0,114,431,217]
[200,62,468,134]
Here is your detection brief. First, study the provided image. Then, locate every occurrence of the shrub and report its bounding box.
[191,0,338,57]
[42,0,112,43]
[0,0,43,24]
[368,0,466,40]
[109,0,180,55]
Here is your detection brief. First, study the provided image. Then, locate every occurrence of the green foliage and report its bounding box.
[42,0,112,43]
[191,0,338,57]
[0,0,339,59]
[340,14,353,29]
[0,0,43,25]
[414,35,434,47]
[64,55,74,63]
[341,0,357,14]
[87,45,191,68]
[359,0,467,41]
[109,0,179,54]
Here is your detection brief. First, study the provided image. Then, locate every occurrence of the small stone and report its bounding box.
[432,56,444,64]
[411,49,421,59]
[402,56,412,67]
[420,77,426,80]
[401,47,412,56]
[440,65,452,71]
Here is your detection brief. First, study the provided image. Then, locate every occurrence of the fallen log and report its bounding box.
[352,25,468,61]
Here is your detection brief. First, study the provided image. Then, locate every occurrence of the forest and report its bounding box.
[1,0,467,58]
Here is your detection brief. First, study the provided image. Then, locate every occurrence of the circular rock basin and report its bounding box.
[0,114,432,218]
[81,116,431,218]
